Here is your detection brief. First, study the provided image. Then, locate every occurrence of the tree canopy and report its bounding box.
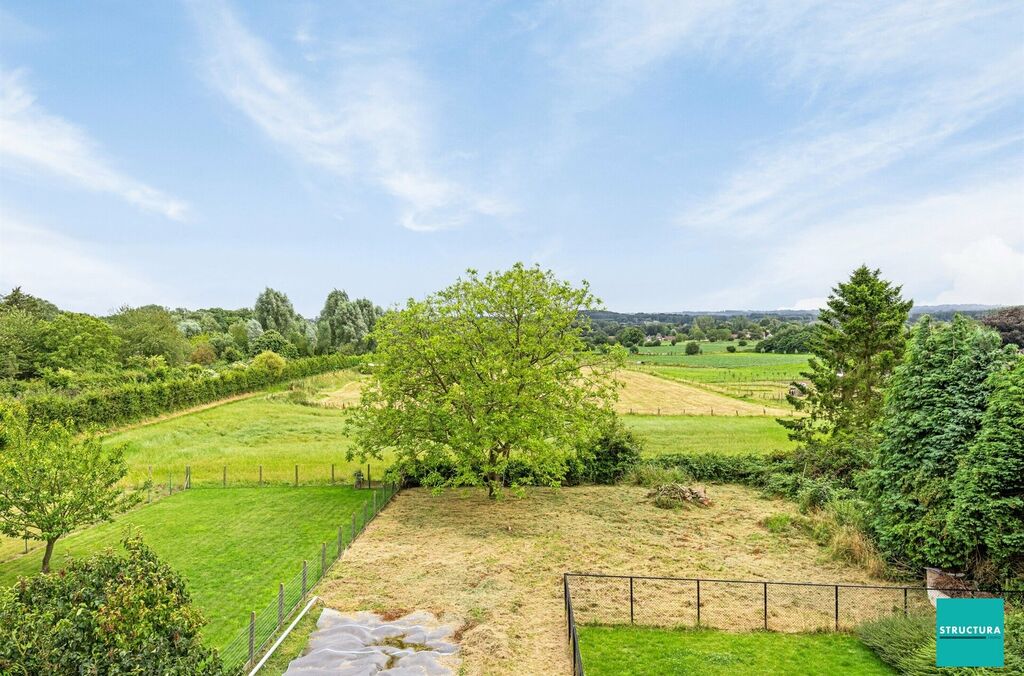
[254,287,300,335]
[0,402,141,572]
[349,264,623,497]
[863,316,1016,570]
[109,305,191,366]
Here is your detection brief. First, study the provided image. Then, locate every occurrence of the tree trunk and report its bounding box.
[41,538,56,573]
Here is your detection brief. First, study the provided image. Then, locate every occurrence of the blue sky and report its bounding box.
[1,1,1022,316]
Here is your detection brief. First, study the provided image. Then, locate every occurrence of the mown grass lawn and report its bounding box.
[577,626,894,675]
[0,486,377,648]
[105,393,383,489]
[625,415,795,456]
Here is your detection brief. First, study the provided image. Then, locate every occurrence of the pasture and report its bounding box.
[613,369,791,417]
[624,415,794,456]
[577,626,893,675]
[317,485,882,675]
[0,486,373,647]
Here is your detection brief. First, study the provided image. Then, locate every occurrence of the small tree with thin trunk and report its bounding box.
[348,263,624,498]
[0,402,142,572]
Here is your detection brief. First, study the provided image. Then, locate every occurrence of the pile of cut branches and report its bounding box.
[646,483,711,509]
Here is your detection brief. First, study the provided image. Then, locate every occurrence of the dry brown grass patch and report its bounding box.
[613,369,790,416]
[319,485,882,675]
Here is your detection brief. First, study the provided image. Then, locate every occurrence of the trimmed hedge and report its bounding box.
[15,353,360,430]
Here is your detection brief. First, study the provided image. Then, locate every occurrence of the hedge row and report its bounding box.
[16,353,361,430]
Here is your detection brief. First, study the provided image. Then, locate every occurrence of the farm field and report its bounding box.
[317,485,882,675]
[103,371,383,490]
[624,415,795,456]
[577,626,893,675]
[613,369,791,416]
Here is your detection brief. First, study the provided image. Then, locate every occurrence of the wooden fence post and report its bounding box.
[294,464,299,487]
[367,464,371,490]
[331,463,335,484]
[259,465,263,487]
[223,465,227,488]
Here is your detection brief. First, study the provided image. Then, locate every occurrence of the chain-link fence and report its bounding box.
[564,572,1022,674]
[219,482,399,674]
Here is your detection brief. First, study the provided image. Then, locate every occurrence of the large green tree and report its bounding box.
[783,266,912,476]
[349,264,623,497]
[0,402,142,572]
[863,316,1016,570]
[0,287,59,320]
[316,289,379,353]
[946,355,1024,577]
[108,305,191,366]
[36,312,121,373]
[254,288,299,335]
[0,308,42,379]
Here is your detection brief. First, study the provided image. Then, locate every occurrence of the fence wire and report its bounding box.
[565,572,1023,673]
[219,482,399,674]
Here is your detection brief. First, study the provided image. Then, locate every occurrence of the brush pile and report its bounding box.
[647,483,711,509]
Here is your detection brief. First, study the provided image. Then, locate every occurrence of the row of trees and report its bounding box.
[783,266,1022,579]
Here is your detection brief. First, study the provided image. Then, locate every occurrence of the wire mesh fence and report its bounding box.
[219,481,399,674]
[564,572,1023,674]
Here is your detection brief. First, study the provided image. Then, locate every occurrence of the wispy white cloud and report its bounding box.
[692,170,1024,309]
[0,217,160,312]
[188,0,506,232]
[0,69,188,220]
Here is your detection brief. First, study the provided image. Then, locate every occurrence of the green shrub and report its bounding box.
[625,462,693,487]
[856,611,1023,675]
[726,345,737,353]
[685,341,700,355]
[0,535,222,675]
[15,353,359,430]
[578,421,643,484]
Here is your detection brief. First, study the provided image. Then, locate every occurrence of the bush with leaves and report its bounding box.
[250,350,286,378]
[577,420,644,484]
[0,535,222,675]
[684,341,700,355]
[248,329,298,358]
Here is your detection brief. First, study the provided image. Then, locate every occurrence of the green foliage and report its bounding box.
[37,312,121,373]
[251,350,286,378]
[755,324,813,353]
[0,402,141,571]
[188,342,217,366]
[0,287,59,320]
[0,535,222,675]
[109,305,191,366]
[14,353,359,431]
[856,612,1023,675]
[577,419,644,484]
[254,287,299,335]
[316,289,379,353]
[783,266,912,478]
[863,316,1016,570]
[726,345,737,353]
[249,329,298,358]
[618,326,645,347]
[947,356,1024,577]
[0,308,42,379]
[351,263,623,497]
[685,340,700,355]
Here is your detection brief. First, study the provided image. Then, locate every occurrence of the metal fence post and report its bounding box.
[352,513,357,542]
[629,576,634,624]
[367,464,372,489]
[321,542,327,575]
[248,610,255,666]
[903,588,908,617]
[278,583,284,627]
[373,490,377,514]
[696,580,701,627]
[301,560,308,598]
[834,585,840,631]
[363,502,368,529]
[763,582,768,630]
